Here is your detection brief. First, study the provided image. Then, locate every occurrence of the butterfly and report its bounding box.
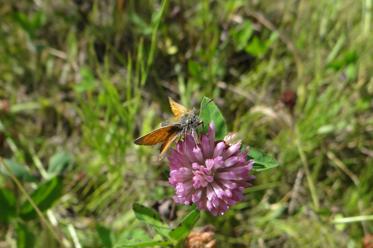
[134,97,202,158]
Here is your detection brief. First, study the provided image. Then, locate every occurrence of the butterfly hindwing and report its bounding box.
[159,132,179,158]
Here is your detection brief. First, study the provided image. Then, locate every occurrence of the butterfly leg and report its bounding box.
[192,129,200,144]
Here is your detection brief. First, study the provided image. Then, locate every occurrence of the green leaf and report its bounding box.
[248,147,279,171]
[345,63,357,80]
[245,37,267,57]
[12,11,46,39]
[16,223,35,248]
[327,50,358,70]
[245,32,278,57]
[114,240,171,248]
[20,176,63,220]
[0,159,37,182]
[169,208,200,241]
[74,67,97,93]
[132,203,170,238]
[96,225,113,248]
[114,229,172,248]
[48,151,73,177]
[129,13,152,35]
[231,20,253,50]
[117,229,151,243]
[188,60,202,78]
[199,97,227,139]
[0,188,17,223]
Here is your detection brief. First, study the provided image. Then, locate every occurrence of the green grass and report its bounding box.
[1,0,372,247]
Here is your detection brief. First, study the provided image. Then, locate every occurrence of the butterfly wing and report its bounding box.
[168,97,188,118]
[159,132,179,158]
[134,125,180,145]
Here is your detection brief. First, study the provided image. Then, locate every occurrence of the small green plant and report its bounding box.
[0,152,72,247]
[122,96,279,246]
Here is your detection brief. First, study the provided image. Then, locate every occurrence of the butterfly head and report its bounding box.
[180,110,202,131]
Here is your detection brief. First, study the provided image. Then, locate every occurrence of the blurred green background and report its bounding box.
[1,0,372,247]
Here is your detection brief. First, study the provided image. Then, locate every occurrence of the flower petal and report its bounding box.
[201,135,212,158]
[224,156,238,167]
[223,141,241,158]
[192,146,204,163]
[213,142,226,158]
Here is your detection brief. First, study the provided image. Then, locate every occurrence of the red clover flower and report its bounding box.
[168,123,254,216]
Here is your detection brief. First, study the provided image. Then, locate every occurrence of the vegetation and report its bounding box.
[0,0,372,247]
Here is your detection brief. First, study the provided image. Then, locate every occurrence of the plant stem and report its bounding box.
[295,128,320,210]
[333,215,373,224]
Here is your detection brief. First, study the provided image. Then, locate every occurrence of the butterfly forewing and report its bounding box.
[168,97,188,118]
[134,125,181,145]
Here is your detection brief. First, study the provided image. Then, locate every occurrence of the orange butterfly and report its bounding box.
[134,97,202,158]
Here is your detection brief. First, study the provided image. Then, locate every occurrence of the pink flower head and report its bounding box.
[168,122,254,216]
